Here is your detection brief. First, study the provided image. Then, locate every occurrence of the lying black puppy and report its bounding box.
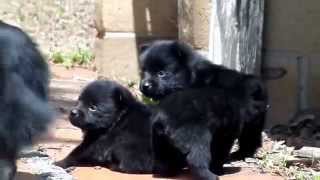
[0,21,53,180]
[55,80,167,173]
[151,81,269,180]
[139,40,271,161]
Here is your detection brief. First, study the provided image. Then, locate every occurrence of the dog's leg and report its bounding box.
[152,121,185,177]
[172,126,219,180]
[55,141,91,168]
[231,114,265,160]
[209,132,235,174]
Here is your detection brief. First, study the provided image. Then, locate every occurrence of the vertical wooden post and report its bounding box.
[209,0,265,74]
[297,56,310,111]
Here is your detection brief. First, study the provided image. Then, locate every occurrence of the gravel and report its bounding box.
[0,0,96,55]
[20,156,74,180]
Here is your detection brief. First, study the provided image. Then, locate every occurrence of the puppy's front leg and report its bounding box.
[172,126,219,180]
[187,152,219,180]
[186,139,219,180]
[55,141,90,168]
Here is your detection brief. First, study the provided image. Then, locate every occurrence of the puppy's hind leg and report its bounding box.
[0,158,16,180]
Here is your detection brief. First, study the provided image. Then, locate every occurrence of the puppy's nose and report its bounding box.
[141,81,152,92]
[70,109,80,118]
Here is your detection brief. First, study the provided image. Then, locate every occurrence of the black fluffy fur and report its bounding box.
[138,40,268,162]
[0,21,53,180]
[151,85,269,180]
[55,80,167,174]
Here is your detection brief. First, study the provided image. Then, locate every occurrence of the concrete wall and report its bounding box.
[95,0,178,81]
[264,0,320,54]
[263,0,320,127]
[178,0,211,50]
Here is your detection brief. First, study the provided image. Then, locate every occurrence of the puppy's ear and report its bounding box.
[138,43,152,54]
[170,41,193,60]
[189,60,218,86]
[113,86,135,108]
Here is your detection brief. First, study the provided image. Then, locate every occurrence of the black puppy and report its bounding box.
[138,40,257,99]
[56,80,164,173]
[139,40,270,161]
[0,21,53,180]
[151,82,269,180]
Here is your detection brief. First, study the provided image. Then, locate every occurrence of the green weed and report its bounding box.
[50,48,94,68]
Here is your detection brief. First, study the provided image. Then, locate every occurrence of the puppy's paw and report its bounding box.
[54,160,70,169]
[65,166,76,173]
[229,151,246,161]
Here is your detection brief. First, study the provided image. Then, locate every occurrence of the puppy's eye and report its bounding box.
[88,105,97,112]
[157,71,166,77]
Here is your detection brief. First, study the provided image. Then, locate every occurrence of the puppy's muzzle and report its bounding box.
[140,81,153,94]
[69,109,84,126]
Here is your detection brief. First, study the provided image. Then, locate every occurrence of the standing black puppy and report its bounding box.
[151,83,269,180]
[0,21,53,180]
[138,40,270,161]
[55,80,164,173]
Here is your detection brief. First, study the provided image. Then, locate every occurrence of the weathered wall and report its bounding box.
[178,0,210,50]
[95,0,178,81]
[264,0,320,54]
[263,0,320,127]
[97,0,177,37]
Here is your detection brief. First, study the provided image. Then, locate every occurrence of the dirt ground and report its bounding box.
[15,64,284,180]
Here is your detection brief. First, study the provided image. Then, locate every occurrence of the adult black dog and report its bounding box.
[138,40,269,161]
[0,21,53,180]
[55,80,169,174]
[151,81,269,180]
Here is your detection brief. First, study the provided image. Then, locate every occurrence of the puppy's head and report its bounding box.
[242,75,267,101]
[69,80,134,130]
[240,76,269,115]
[138,40,194,100]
